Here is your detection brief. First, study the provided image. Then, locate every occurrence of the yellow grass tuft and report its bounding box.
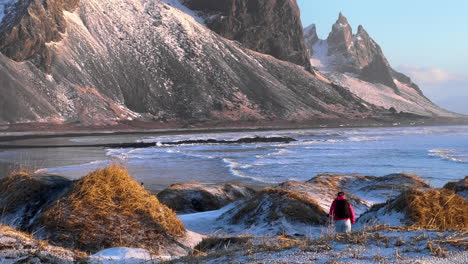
[41,164,185,252]
[391,188,467,231]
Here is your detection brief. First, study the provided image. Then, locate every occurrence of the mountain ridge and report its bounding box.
[0,0,378,126]
[0,0,462,128]
[304,13,456,118]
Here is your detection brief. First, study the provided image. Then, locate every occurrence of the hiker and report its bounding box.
[328,192,355,233]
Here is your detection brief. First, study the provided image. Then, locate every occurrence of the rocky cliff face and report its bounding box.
[0,0,80,72]
[0,0,378,125]
[306,13,397,89]
[304,13,455,117]
[182,0,311,69]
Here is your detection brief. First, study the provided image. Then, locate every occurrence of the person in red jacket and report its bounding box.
[329,192,356,233]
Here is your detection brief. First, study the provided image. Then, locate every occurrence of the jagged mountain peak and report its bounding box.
[304,23,317,34]
[336,12,350,25]
[304,23,319,50]
[327,13,353,56]
[357,24,366,34]
[304,12,456,117]
[330,13,351,33]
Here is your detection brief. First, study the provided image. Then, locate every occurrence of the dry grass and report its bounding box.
[41,164,185,253]
[231,187,327,225]
[0,172,47,214]
[307,173,352,189]
[390,188,467,231]
[369,173,430,190]
[163,225,467,264]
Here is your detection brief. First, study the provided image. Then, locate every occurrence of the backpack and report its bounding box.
[334,199,351,218]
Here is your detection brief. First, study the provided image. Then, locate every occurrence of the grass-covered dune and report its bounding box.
[0,165,202,258]
[0,165,466,263]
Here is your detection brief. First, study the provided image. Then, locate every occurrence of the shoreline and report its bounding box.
[1,117,468,143]
[0,120,466,192]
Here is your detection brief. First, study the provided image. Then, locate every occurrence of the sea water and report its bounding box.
[1,126,467,190]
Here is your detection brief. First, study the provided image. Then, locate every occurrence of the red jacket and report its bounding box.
[329,196,356,224]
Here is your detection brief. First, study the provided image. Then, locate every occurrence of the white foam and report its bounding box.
[402,128,457,135]
[348,136,382,142]
[68,138,98,143]
[256,149,290,159]
[222,158,277,184]
[36,160,109,178]
[428,149,468,163]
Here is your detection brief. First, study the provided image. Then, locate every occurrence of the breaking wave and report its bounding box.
[222,158,277,184]
[256,149,290,159]
[428,149,468,163]
[36,160,109,178]
[348,136,382,142]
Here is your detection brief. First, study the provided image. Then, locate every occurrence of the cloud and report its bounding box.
[397,65,467,84]
[396,65,468,114]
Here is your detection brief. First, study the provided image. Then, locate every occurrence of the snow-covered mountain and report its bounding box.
[304,13,457,117]
[0,1,459,126]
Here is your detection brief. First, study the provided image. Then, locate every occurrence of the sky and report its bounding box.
[297,0,468,114]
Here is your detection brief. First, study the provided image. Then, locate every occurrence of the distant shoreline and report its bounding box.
[1,117,468,143]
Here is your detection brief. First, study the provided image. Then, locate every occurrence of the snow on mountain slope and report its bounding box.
[0,0,376,124]
[327,72,459,117]
[304,13,459,118]
[161,0,206,25]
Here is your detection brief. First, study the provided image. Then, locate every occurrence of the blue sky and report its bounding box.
[297,0,468,114]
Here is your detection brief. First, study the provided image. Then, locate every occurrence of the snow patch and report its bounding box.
[90,247,154,263]
[327,72,457,117]
[310,40,332,71]
[161,0,206,25]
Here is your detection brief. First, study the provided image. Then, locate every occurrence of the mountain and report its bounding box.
[182,0,311,70]
[0,0,376,126]
[0,1,459,127]
[304,13,457,117]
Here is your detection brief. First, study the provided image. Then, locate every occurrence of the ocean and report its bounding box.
[1,125,467,190]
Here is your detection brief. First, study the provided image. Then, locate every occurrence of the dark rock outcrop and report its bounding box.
[183,0,311,69]
[0,136,297,149]
[443,176,468,199]
[0,173,73,231]
[0,0,80,72]
[157,182,256,213]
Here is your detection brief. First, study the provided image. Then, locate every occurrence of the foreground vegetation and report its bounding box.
[0,165,466,263]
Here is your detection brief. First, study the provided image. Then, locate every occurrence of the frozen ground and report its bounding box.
[168,227,468,264]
